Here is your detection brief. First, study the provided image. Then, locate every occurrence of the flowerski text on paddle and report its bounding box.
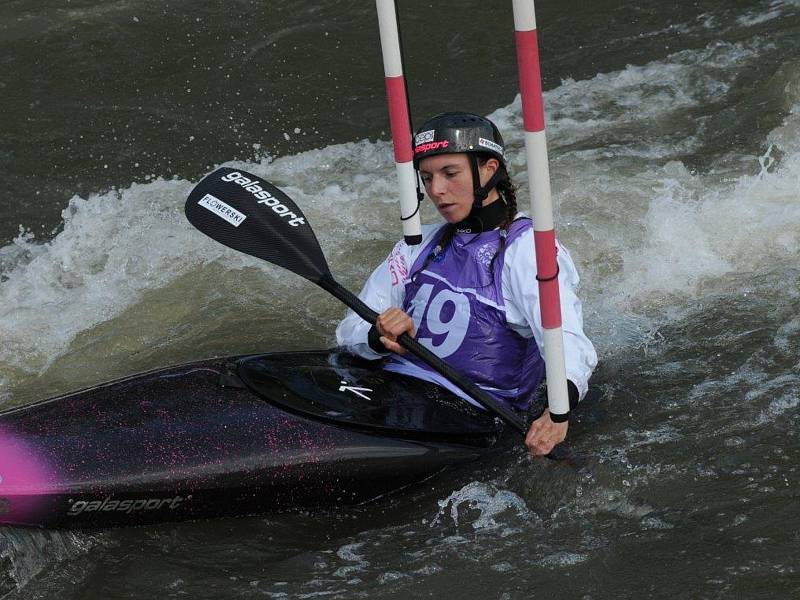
[221,171,307,227]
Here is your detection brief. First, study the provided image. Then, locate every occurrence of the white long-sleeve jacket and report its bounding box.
[336,221,597,402]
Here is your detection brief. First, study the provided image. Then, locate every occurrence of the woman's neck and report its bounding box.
[453,196,507,233]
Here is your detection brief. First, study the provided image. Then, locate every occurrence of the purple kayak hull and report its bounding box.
[0,350,505,528]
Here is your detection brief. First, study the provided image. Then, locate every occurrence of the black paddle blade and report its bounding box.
[185,167,331,283]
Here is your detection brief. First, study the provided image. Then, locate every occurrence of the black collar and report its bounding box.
[454,198,507,234]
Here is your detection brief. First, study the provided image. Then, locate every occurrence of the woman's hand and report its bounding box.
[375,308,416,354]
[525,409,568,456]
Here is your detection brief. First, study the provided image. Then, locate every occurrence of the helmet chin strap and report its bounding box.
[468,154,505,213]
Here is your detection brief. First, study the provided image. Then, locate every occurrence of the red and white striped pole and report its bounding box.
[375,0,422,245]
[512,0,570,419]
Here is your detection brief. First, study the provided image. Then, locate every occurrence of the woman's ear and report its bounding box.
[480,158,500,185]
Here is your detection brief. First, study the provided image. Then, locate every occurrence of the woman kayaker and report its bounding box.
[337,112,597,456]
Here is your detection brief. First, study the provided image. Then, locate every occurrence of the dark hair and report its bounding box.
[409,154,519,288]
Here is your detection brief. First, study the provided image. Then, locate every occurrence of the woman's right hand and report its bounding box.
[375,308,416,354]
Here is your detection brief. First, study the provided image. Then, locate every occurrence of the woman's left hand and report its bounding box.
[525,409,568,456]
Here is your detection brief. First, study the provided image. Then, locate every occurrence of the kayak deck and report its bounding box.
[238,351,500,438]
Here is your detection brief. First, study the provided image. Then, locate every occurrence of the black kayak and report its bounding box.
[0,349,508,528]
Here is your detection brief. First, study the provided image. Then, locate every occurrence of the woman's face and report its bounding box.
[418,154,499,223]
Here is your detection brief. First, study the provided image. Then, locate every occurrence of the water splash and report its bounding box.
[1,35,798,402]
[432,481,529,530]
[0,528,101,597]
[332,542,368,579]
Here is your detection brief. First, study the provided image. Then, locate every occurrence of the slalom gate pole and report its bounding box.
[512,0,570,419]
[375,0,422,245]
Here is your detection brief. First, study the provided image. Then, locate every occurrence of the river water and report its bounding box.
[1,0,799,597]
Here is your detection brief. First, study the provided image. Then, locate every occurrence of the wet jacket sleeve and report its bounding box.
[502,229,598,401]
[335,240,410,360]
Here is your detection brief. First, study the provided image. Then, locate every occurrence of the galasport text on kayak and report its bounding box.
[67,494,191,517]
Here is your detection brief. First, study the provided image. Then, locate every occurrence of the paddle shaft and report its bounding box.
[317,275,528,435]
[184,167,528,436]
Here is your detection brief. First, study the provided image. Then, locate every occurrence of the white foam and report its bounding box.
[335,542,365,563]
[490,40,766,154]
[641,516,674,530]
[332,542,368,578]
[0,229,48,276]
[0,529,102,595]
[757,389,800,424]
[2,39,798,391]
[623,425,682,448]
[556,69,798,352]
[0,178,256,376]
[488,41,800,354]
[433,481,529,530]
[618,149,800,302]
[774,316,800,354]
[0,140,397,385]
[537,552,589,568]
[491,561,514,573]
[377,571,408,584]
[737,2,785,27]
